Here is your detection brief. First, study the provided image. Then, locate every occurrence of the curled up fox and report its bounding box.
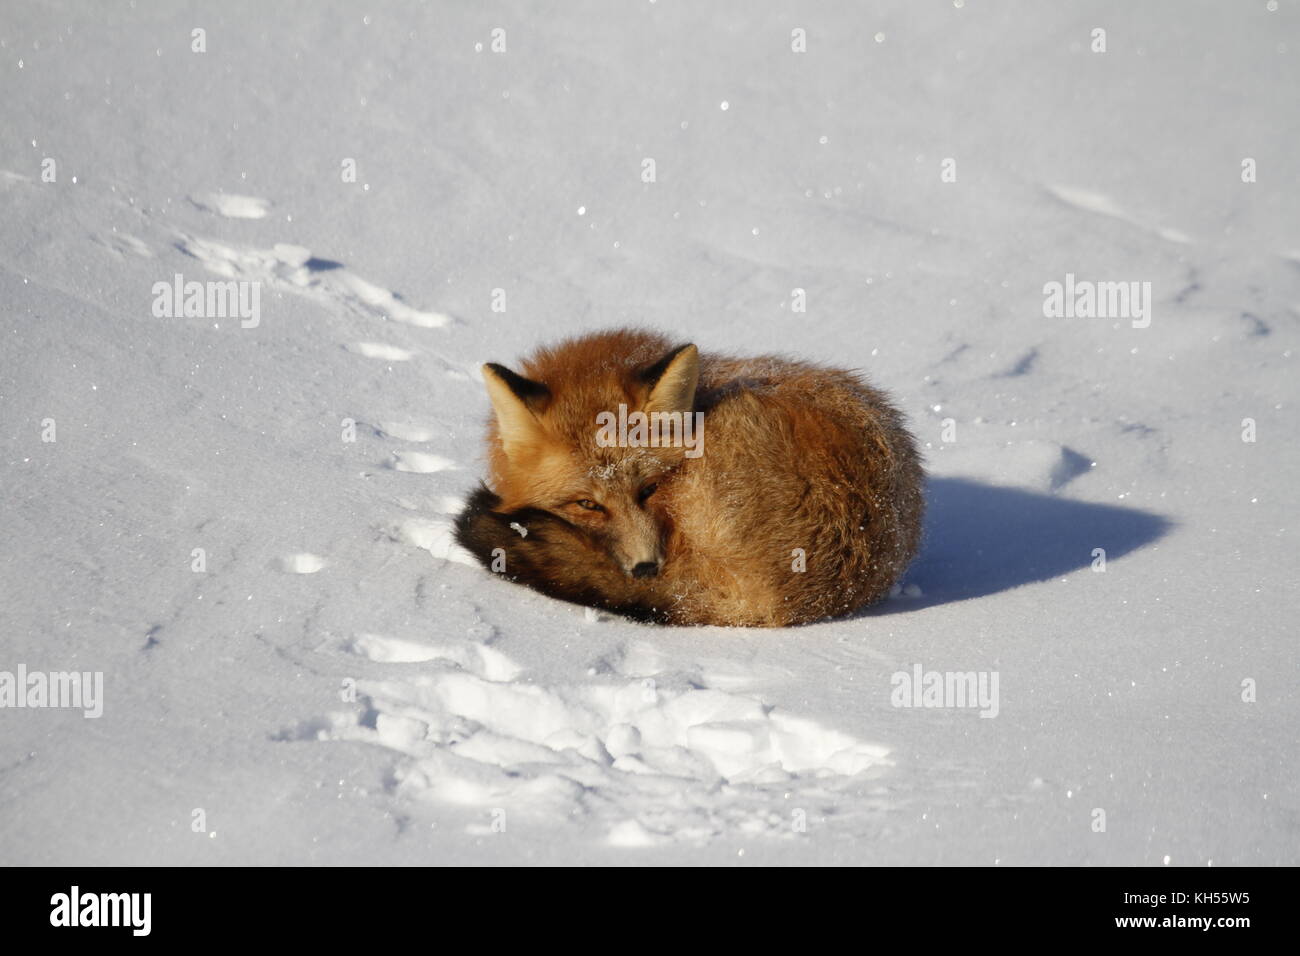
[454,329,925,627]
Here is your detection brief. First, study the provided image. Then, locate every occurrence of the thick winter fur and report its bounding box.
[454,328,925,627]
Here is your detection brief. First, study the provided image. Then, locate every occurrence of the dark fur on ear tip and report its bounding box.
[635,343,695,388]
[484,362,551,408]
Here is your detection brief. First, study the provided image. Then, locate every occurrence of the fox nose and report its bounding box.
[630,561,660,579]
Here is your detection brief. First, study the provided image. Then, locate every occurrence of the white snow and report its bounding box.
[390,450,456,474]
[277,553,327,575]
[0,1,1296,864]
[188,192,272,220]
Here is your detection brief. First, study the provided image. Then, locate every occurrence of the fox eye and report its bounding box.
[575,499,604,511]
[638,483,659,503]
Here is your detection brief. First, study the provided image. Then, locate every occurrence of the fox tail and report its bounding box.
[453,486,667,623]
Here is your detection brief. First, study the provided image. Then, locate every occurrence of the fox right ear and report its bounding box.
[641,343,699,416]
[482,363,550,458]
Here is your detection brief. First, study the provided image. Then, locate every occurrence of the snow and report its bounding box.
[1,1,1296,864]
[188,192,271,221]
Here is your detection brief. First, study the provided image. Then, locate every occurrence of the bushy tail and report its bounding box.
[453,486,669,623]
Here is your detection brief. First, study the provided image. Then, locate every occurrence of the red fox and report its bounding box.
[454,329,924,626]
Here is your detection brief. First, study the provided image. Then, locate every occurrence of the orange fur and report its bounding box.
[454,329,925,626]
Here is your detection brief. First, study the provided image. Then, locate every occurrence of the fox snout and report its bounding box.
[629,560,660,579]
[616,541,662,578]
[610,512,664,579]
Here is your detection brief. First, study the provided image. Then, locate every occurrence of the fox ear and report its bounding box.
[482,363,550,457]
[640,344,699,415]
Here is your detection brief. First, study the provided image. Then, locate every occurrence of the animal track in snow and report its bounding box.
[90,231,152,259]
[174,234,453,328]
[277,552,327,573]
[346,341,413,361]
[189,192,272,219]
[932,436,1096,495]
[1046,184,1191,244]
[390,451,456,474]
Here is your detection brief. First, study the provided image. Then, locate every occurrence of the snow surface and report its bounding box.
[1,1,1297,864]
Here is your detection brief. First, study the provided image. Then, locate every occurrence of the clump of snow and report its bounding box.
[189,192,273,220]
[278,553,327,574]
[292,644,889,843]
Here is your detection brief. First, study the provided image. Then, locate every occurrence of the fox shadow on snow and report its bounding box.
[872,477,1172,614]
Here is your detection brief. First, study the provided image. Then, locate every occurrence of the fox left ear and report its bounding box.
[482,362,550,458]
[640,343,699,415]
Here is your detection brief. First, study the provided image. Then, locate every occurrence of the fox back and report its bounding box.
[454,328,924,626]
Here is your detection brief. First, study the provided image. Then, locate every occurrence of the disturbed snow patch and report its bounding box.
[390,451,457,474]
[284,639,890,845]
[349,633,521,680]
[387,515,477,566]
[175,234,453,328]
[277,552,326,574]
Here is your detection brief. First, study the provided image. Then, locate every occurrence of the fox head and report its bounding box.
[479,332,700,579]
